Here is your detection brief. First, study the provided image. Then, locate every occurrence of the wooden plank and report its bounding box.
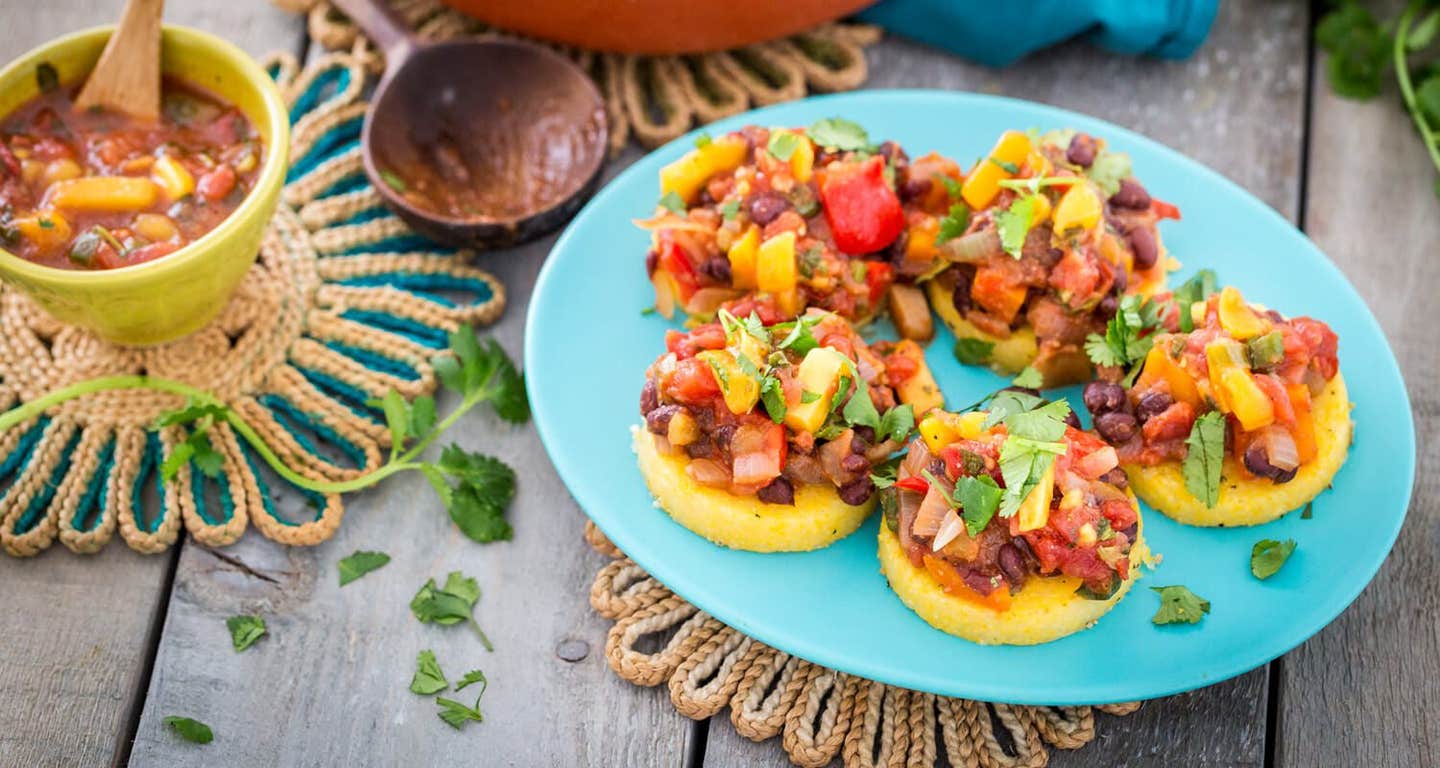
[1274,35,1440,768]
[703,1,1307,765]
[128,139,693,762]
[0,4,301,768]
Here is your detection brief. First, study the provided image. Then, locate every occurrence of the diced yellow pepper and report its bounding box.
[756,231,798,294]
[1204,339,1248,413]
[1015,461,1055,532]
[1058,487,1086,512]
[133,213,178,243]
[1218,368,1274,431]
[43,159,82,185]
[659,135,748,203]
[1025,149,1053,178]
[1028,191,1052,225]
[13,210,71,250]
[1217,286,1269,340]
[667,409,700,446]
[893,341,945,415]
[727,224,760,289]
[775,288,804,317]
[955,411,989,440]
[904,216,940,263]
[785,346,850,433]
[961,130,1032,210]
[789,134,815,183]
[151,154,195,201]
[1053,182,1102,233]
[1135,342,1201,407]
[47,176,159,212]
[696,350,761,415]
[919,413,958,454]
[1076,522,1098,547]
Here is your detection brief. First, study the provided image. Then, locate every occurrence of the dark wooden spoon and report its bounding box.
[332,0,607,249]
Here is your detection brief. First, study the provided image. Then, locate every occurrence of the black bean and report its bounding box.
[1083,381,1127,415]
[684,437,714,459]
[1064,410,1082,429]
[1128,226,1159,270]
[877,140,909,165]
[1098,295,1118,319]
[1243,443,1298,484]
[838,476,876,506]
[713,423,737,449]
[840,455,868,474]
[1099,467,1130,490]
[699,255,732,283]
[747,192,790,226]
[1094,411,1139,443]
[998,544,1029,588]
[1112,262,1129,295]
[898,177,931,202]
[645,404,684,435]
[1110,178,1152,210]
[950,270,973,314]
[644,249,659,277]
[757,476,796,505]
[850,429,871,455]
[1038,246,1064,269]
[927,458,948,479]
[1011,535,1037,564]
[1135,391,1174,422]
[1066,133,1097,167]
[640,379,659,417]
[697,188,715,206]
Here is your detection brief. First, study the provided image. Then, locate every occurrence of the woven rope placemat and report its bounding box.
[583,521,1141,768]
[269,0,880,155]
[0,51,503,557]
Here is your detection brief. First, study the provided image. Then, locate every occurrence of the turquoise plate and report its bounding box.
[526,91,1414,705]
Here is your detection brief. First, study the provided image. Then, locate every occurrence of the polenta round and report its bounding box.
[634,429,874,552]
[1126,374,1352,527]
[923,279,1037,374]
[876,515,1147,645]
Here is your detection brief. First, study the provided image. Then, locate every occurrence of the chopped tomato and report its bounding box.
[970,266,1028,322]
[1151,199,1181,220]
[731,422,787,486]
[196,164,237,201]
[1140,401,1196,443]
[883,349,920,387]
[820,155,905,254]
[922,555,1012,612]
[656,238,701,303]
[665,324,726,359]
[1290,317,1339,380]
[126,242,180,265]
[1048,248,1101,303]
[864,261,893,306]
[1100,498,1138,532]
[1254,373,1296,427]
[667,357,721,403]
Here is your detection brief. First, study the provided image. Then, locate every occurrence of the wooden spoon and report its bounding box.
[331,0,607,249]
[75,0,164,120]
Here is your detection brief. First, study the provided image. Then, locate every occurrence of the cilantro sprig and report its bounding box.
[1084,294,1163,378]
[994,195,1039,259]
[412,571,494,651]
[1150,585,1210,625]
[0,328,530,546]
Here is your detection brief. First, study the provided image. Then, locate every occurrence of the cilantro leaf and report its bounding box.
[806,117,872,151]
[953,474,1003,535]
[435,445,516,543]
[156,400,230,483]
[658,190,686,215]
[1301,501,1314,520]
[997,436,1066,518]
[935,202,971,245]
[693,131,713,149]
[1150,585,1210,625]
[163,716,214,744]
[1003,399,1071,442]
[877,404,915,443]
[1086,151,1133,196]
[767,131,801,161]
[411,572,493,651]
[1172,269,1218,332]
[989,158,1020,174]
[953,338,994,365]
[981,389,1046,429]
[934,173,964,200]
[759,376,787,424]
[1182,411,1226,508]
[226,615,266,652]
[1316,3,1391,99]
[436,329,529,423]
[408,395,437,439]
[1084,294,1158,369]
[437,676,488,730]
[1011,366,1044,390]
[410,649,449,695]
[1250,539,1297,580]
[376,389,409,457]
[774,313,825,355]
[455,669,487,692]
[842,381,881,429]
[337,550,390,586]
[994,196,1038,259]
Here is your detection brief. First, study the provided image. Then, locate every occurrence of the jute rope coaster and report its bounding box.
[270,0,881,155]
[583,521,1141,768]
[0,51,503,557]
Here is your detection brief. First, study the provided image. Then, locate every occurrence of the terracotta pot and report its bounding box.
[438,0,875,54]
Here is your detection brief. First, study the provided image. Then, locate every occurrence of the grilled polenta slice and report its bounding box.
[877,502,1147,646]
[1127,374,1352,527]
[634,429,874,552]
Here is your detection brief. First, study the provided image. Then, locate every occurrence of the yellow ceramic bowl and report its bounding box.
[0,25,289,346]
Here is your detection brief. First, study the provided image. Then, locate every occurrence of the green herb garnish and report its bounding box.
[997,436,1066,518]
[379,169,407,193]
[436,671,488,729]
[989,157,1020,174]
[877,403,916,443]
[658,190,687,215]
[694,132,713,149]
[953,473,1003,535]
[953,338,994,365]
[994,195,1038,258]
[163,716,214,744]
[1011,366,1044,390]
[410,650,450,695]
[935,202,971,245]
[720,198,741,221]
[1172,269,1218,332]
[226,615,266,652]
[1250,539,1297,579]
[1150,585,1210,625]
[1084,294,1159,370]
[411,571,494,651]
[1182,411,1226,508]
[806,117,873,151]
[767,131,802,162]
[337,550,390,586]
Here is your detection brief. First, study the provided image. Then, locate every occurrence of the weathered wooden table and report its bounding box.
[1,2,1435,766]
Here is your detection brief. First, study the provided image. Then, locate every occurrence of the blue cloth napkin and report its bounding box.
[857,0,1219,68]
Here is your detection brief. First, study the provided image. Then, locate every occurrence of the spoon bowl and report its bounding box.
[333,0,607,250]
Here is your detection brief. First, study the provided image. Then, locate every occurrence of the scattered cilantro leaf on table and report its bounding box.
[410,650,449,695]
[1182,411,1226,507]
[1301,501,1314,520]
[338,550,390,586]
[226,615,266,652]
[455,669,487,692]
[163,716,213,744]
[1150,585,1210,625]
[412,572,494,651]
[1251,539,1297,580]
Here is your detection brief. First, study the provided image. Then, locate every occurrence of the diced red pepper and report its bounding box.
[196,164,238,201]
[820,155,905,254]
[1151,199,1181,220]
[863,260,893,306]
[657,238,701,303]
[894,476,930,494]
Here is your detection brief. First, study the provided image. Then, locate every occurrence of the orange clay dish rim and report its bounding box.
[0,25,290,283]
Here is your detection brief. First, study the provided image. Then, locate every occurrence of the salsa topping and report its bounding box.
[884,394,1138,608]
[0,74,261,270]
[641,309,942,505]
[1081,283,1341,505]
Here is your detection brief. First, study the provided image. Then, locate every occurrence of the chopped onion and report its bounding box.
[865,438,903,464]
[652,272,676,319]
[784,453,829,485]
[1259,426,1300,471]
[900,441,934,477]
[685,287,745,315]
[1075,446,1119,479]
[939,228,1002,263]
[685,458,732,487]
[817,430,856,485]
[896,485,922,553]
[632,215,715,235]
[913,482,953,537]
[932,508,966,552]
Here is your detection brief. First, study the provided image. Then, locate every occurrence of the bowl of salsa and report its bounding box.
[0,25,289,346]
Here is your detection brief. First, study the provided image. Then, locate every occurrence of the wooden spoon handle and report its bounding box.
[74,0,164,120]
[331,0,417,65]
